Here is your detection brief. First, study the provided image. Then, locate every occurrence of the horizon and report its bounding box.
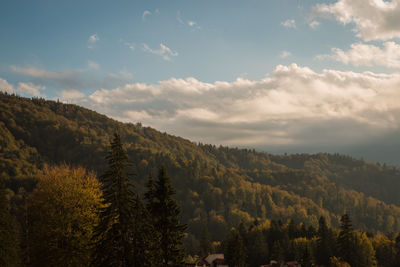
[2,0,400,165]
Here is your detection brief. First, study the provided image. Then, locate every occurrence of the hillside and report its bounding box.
[2,92,400,249]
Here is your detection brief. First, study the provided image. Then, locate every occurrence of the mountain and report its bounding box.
[2,92,400,250]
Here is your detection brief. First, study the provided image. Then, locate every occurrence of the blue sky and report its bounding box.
[0,0,362,88]
[2,0,400,165]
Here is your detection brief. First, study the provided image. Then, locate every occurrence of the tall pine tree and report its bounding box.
[316,216,335,266]
[338,214,354,265]
[93,133,137,267]
[132,194,160,267]
[146,166,187,266]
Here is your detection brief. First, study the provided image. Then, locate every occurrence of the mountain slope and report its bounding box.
[2,92,400,246]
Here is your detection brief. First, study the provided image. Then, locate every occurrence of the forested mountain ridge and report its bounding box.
[2,92,400,251]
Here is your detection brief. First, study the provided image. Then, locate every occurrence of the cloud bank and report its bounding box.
[69,64,400,156]
[313,0,400,41]
[10,66,133,92]
[317,41,400,68]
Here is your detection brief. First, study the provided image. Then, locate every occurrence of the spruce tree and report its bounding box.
[338,214,354,265]
[146,166,187,266]
[132,194,160,267]
[316,216,334,265]
[93,133,137,267]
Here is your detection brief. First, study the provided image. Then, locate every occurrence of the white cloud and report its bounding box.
[88,61,100,70]
[309,20,320,29]
[72,64,400,150]
[11,66,60,79]
[124,42,135,51]
[142,43,178,61]
[0,77,45,97]
[142,10,151,20]
[317,41,400,68]
[0,78,15,93]
[60,89,85,102]
[312,0,400,41]
[142,9,160,20]
[280,51,291,58]
[177,11,201,30]
[281,19,296,28]
[88,34,99,48]
[11,65,133,90]
[17,82,45,97]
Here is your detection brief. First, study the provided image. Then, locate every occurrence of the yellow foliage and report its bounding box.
[27,164,104,266]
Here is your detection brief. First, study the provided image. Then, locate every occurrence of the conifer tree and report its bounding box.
[338,214,354,265]
[132,194,160,267]
[93,133,137,267]
[0,176,20,267]
[316,216,335,265]
[146,166,187,266]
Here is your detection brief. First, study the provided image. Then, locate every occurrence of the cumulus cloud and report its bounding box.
[0,77,45,97]
[17,82,45,97]
[142,43,178,61]
[88,34,99,48]
[312,0,400,41]
[69,64,400,154]
[281,19,296,28]
[0,78,15,93]
[317,41,400,68]
[280,51,291,58]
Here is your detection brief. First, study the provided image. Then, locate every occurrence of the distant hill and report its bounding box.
[2,92,400,249]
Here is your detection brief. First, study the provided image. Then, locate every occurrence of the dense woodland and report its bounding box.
[2,92,400,266]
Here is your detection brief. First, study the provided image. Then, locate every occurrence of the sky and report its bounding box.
[2,0,400,165]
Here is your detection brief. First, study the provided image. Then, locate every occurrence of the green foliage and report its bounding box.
[338,214,354,264]
[146,166,187,266]
[316,216,336,265]
[131,194,160,267]
[93,133,138,267]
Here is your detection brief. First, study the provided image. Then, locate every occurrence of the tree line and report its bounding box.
[215,214,400,267]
